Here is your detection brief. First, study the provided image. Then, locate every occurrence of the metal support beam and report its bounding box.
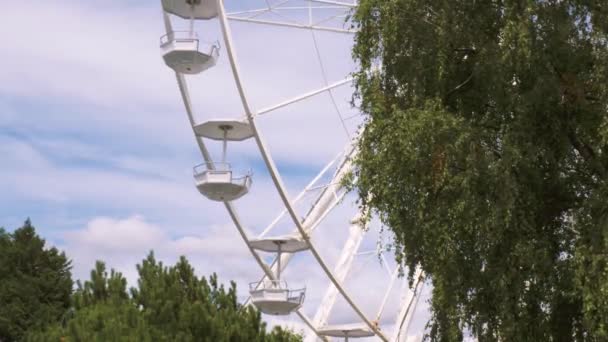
[306,0,357,7]
[258,153,340,238]
[375,266,399,322]
[247,143,356,303]
[392,269,425,342]
[305,210,367,342]
[227,16,357,34]
[257,77,353,116]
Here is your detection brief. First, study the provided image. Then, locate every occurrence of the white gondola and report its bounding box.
[249,280,306,316]
[161,31,219,74]
[249,237,309,315]
[193,120,253,201]
[162,0,218,20]
[317,323,375,341]
[194,163,251,201]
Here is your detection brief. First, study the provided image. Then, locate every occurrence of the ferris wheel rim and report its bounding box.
[215,1,389,340]
[163,8,326,339]
[161,1,426,340]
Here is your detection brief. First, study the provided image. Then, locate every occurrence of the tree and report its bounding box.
[0,220,73,341]
[130,252,300,341]
[351,1,608,340]
[29,253,301,342]
[27,261,153,342]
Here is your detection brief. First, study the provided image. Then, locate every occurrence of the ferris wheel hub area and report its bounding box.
[162,0,218,20]
[194,119,254,141]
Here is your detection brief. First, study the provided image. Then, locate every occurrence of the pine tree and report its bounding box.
[28,252,302,342]
[27,262,152,342]
[130,253,301,341]
[351,1,608,340]
[0,220,72,341]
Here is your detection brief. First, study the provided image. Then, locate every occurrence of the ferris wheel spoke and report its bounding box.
[308,210,368,340]
[267,5,352,10]
[312,12,348,26]
[259,152,341,238]
[393,268,425,341]
[260,0,357,9]
[226,8,268,16]
[375,248,406,324]
[380,253,394,278]
[227,16,357,34]
[375,265,400,323]
[303,0,357,7]
[260,177,345,275]
[248,9,273,20]
[248,144,354,303]
[307,24,352,138]
[235,1,292,19]
[305,181,341,192]
[256,77,352,116]
[242,145,358,338]
[226,2,349,17]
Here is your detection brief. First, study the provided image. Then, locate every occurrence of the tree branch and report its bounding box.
[567,130,607,180]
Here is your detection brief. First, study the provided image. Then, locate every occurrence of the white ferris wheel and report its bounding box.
[159,1,426,341]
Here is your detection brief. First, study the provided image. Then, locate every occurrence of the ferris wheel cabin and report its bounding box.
[192,120,254,202]
[193,163,251,201]
[161,32,219,74]
[249,280,306,316]
[161,0,218,20]
[249,237,309,315]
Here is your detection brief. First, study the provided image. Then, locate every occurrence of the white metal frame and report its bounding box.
[161,1,425,340]
[217,2,388,335]
[309,210,368,338]
[392,269,425,342]
[226,0,358,34]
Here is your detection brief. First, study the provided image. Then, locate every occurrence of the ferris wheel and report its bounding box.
[159,1,426,341]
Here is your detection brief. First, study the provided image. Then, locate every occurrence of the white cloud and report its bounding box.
[0,0,361,167]
[0,1,171,107]
[60,215,256,286]
[65,216,165,253]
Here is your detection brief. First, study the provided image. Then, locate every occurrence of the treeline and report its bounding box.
[0,220,301,341]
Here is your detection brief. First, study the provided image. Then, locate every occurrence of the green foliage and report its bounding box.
[28,252,301,342]
[26,302,152,342]
[352,1,608,340]
[0,220,73,341]
[129,252,300,341]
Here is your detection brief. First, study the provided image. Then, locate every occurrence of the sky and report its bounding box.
[0,1,433,341]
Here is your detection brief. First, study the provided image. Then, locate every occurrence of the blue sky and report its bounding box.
[0,0,434,340]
